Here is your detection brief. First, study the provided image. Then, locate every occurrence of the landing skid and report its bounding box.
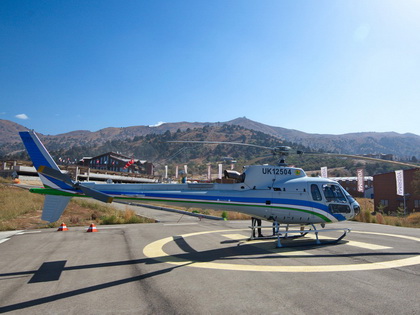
[249,222,351,248]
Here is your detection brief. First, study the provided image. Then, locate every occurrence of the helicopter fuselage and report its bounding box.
[67,165,360,224]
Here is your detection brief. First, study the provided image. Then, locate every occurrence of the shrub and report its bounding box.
[376,213,385,224]
[101,214,119,225]
[406,212,420,226]
[100,208,153,225]
[221,211,228,220]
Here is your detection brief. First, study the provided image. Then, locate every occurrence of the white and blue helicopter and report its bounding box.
[20,131,361,247]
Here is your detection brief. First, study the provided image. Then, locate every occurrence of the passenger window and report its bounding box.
[311,184,322,201]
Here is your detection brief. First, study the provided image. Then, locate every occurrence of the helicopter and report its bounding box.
[19,131,362,247]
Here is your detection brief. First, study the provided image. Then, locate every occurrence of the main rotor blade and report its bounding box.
[37,165,74,186]
[299,152,420,168]
[168,140,272,150]
[79,185,114,203]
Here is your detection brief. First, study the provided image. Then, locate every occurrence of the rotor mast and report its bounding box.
[271,146,292,166]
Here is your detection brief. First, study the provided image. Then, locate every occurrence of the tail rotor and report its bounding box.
[37,165,113,203]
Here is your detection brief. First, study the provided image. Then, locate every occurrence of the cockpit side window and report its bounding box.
[311,184,322,201]
[322,184,347,203]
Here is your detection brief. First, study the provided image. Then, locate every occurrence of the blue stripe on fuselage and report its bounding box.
[332,213,346,221]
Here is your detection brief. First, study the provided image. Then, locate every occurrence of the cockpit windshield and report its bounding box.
[343,189,355,204]
[322,184,347,203]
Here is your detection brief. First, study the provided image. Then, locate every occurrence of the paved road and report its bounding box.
[1,208,419,314]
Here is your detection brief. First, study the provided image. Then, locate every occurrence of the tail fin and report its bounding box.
[20,131,73,222]
[19,131,73,190]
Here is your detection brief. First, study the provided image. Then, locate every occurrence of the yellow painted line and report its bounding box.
[305,234,392,250]
[164,223,199,226]
[346,241,391,250]
[274,249,314,257]
[222,234,248,241]
[353,230,420,241]
[142,229,420,273]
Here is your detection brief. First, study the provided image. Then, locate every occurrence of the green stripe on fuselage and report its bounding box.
[30,187,78,197]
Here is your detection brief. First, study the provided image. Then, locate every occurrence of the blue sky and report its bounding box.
[1,1,419,136]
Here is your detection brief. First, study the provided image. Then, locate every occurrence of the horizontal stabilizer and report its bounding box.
[41,195,71,223]
[79,185,114,203]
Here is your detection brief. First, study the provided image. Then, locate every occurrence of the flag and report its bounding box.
[321,166,328,178]
[357,168,365,193]
[395,170,404,196]
[123,159,135,169]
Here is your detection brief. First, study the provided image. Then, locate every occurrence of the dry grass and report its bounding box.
[354,198,420,228]
[208,210,250,220]
[0,184,154,231]
[191,208,251,220]
[0,177,13,184]
[0,184,44,227]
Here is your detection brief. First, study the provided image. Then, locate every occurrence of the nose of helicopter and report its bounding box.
[352,200,361,218]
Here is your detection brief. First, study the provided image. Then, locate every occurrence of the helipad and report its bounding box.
[143,229,420,272]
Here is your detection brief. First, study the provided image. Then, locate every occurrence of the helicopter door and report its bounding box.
[308,183,323,221]
[261,188,274,220]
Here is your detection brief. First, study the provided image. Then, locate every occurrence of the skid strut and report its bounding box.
[275,223,350,248]
[248,221,350,248]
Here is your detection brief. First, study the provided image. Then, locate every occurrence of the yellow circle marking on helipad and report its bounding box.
[143,229,420,272]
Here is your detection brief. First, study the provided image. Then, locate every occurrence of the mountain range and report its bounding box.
[1,118,419,160]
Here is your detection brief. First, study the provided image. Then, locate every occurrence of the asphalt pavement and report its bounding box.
[1,206,420,314]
